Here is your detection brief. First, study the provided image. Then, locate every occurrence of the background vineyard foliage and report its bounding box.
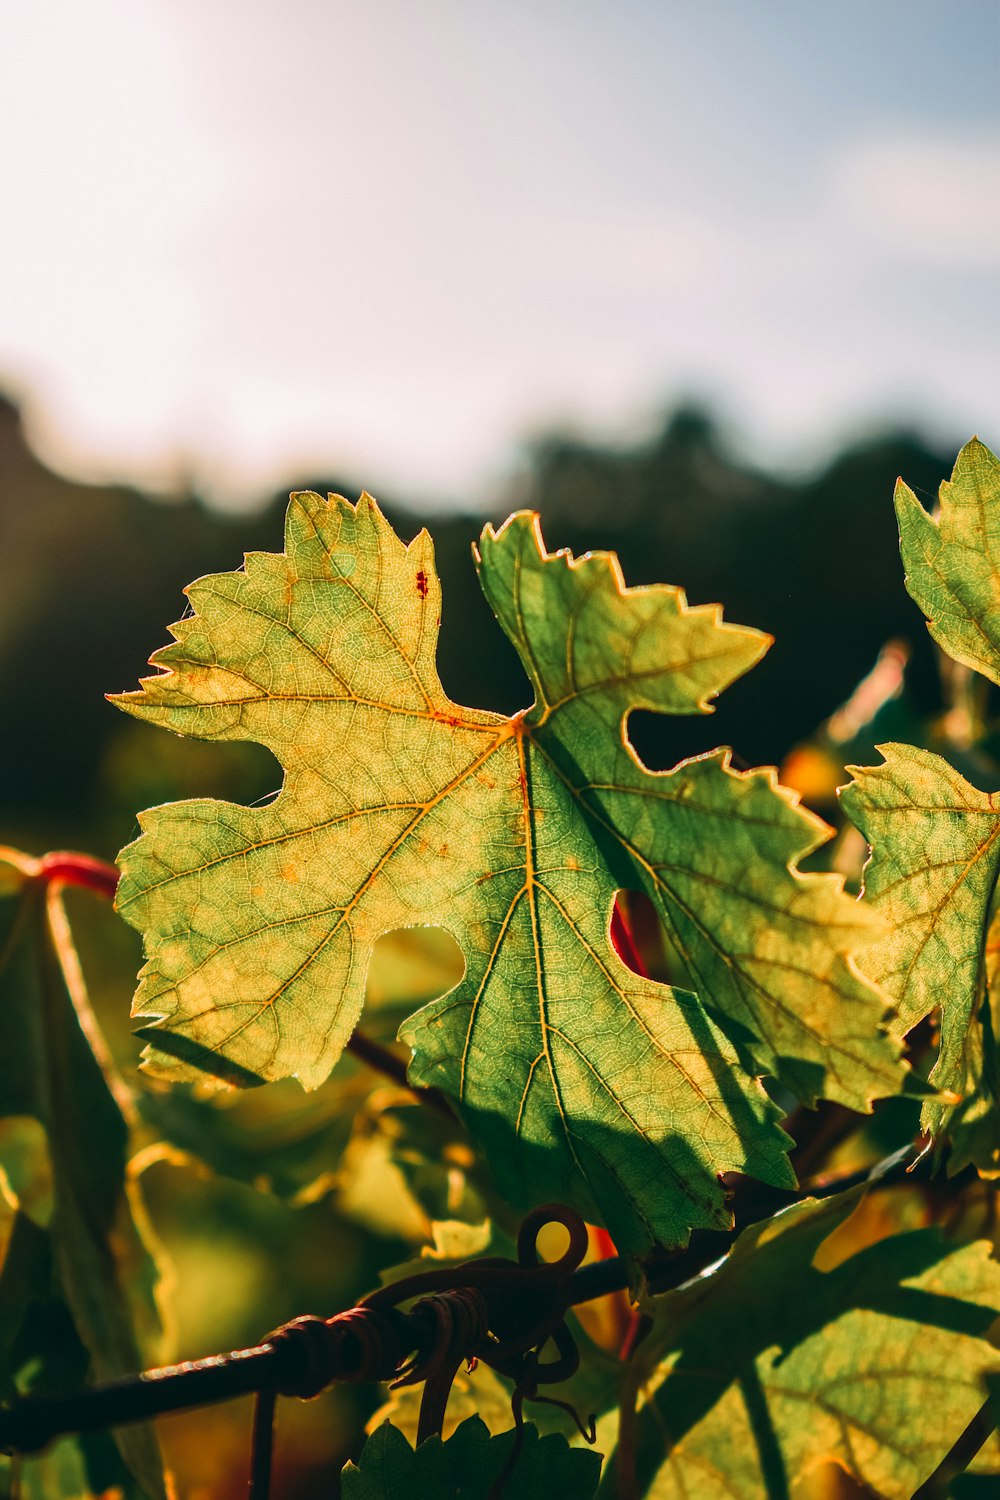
[2,402,999,1497]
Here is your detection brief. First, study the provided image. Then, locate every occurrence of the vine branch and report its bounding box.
[0,1140,936,1460]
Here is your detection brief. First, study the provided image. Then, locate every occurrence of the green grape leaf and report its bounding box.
[114,495,899,1257]
[895,437,1000,686]
[600,1192,1000,1499]
[841,440,1000,1144]
[341,1416,602,1500]
[0,851,166,1499]
[950,909,1000,1175]
[839,745,1000,1124]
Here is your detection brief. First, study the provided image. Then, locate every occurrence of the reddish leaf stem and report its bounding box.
[618,1313,652,1364]
[35,851,121,901]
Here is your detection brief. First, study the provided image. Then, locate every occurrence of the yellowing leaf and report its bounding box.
[114,495,899,1257]
[839,745,1000,1112]
[842,440,1000,1146]
[602,1194,1000,1500]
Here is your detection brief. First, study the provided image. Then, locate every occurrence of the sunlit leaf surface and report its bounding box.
[842,439,1000,1146]
[114,495,899,1255]
[840,746,1000,1121]
[895,437,1000,686]
[600,1192,1000,1499]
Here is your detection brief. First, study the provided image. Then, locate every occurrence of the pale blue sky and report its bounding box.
[2,0,997,506]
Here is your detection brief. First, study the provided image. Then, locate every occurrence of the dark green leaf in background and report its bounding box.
[0,849,165,1499]
[341,1416,601,1500]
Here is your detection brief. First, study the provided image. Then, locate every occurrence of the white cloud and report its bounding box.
[829,132,1000,265]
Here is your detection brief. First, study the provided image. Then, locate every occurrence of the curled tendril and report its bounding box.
[358,1203,597,1494]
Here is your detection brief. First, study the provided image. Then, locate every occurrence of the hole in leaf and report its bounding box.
[613,890,669,982]
[365,926,465,1011]
[427,531,532,716]
[625,708,738,773]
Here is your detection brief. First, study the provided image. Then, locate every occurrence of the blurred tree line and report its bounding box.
[0,391,954,858]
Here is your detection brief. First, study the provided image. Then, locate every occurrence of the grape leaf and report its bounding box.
[0,850,165,1499]
[600,1191,1000,1499]
[895,437,1000,686]
[113,495,899,1256]
[341,1416,601,1500]
[839,746,1000,1118]
[951,909,1000,1175]
[841,439,1000,1141]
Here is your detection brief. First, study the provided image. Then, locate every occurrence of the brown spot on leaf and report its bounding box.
[416,569,429,598]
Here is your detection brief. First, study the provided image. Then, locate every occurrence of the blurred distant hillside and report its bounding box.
[0,393,955,856]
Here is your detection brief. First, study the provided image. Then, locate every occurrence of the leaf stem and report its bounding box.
[345,1030,454,1118]
[35,851,121,900]
[0,846,122,900]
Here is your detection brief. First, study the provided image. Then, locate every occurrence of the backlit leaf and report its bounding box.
[842,440,1000,1144]
[895,437,1000,686]
[601,1192,1000,1499]
[113,495,900,1256]
[839,745,1000,1120]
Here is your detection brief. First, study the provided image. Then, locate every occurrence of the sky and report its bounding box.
[1,0,998,507]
